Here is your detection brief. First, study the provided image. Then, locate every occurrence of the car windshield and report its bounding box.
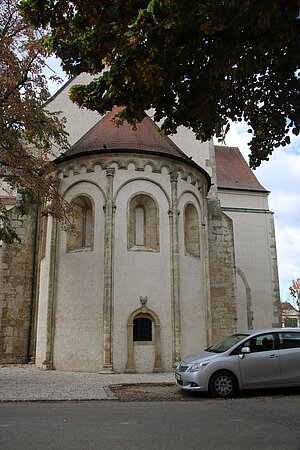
[206,334,249,353]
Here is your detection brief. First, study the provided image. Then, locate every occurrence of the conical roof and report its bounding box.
[58,106,189,161]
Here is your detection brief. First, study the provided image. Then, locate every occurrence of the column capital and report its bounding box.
[106,167,115,177]
[170,169,178,183]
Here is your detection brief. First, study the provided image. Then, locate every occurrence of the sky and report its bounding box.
[45,57,300,305]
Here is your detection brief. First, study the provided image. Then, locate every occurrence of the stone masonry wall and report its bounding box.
[0,203,36,363]
[269,216,282,327]
[208,198,237,342]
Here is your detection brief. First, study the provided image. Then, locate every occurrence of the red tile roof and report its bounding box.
[215,146,267,192]
[282,301,297,312]
[0,195,16,205]
[61,106,189,161]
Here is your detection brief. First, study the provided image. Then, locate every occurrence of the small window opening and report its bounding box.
[133,317,152,341]
[135,207,145,245]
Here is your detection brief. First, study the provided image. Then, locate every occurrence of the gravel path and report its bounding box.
[110,383,300,401]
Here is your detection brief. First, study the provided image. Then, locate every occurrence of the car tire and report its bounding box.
[209,371,238,398]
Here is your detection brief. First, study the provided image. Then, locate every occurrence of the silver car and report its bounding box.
[175,328,300,398]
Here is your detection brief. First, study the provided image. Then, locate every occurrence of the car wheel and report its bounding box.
[209,371,237,398]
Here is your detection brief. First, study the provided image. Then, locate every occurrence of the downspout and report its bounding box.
[26,197,39,363]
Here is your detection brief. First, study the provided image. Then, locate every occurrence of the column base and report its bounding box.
[99,363,114,374]
[41,360,54,370]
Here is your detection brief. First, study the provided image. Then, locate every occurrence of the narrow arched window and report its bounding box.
[128,193,159,251]
[133,317,152,341]
[184,203,200,257]
[67,195,93,252]
[135,206,145,245]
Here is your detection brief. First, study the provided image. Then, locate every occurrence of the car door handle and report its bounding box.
[269,354,278,359]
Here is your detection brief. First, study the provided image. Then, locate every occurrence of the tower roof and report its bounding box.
[215,146,267,192]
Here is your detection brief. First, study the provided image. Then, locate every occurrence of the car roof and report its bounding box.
[237,328,300,335]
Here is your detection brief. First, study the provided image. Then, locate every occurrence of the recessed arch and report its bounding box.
[66,194,94,252]
[114,177,171,208]
[78,164,87,174]
[126,304,163,373]
[127,192,160,252]
[178,190,202,210]
[184,202,200,257]
[61,179,106,202]
[236,267,253,329]
[108,161,121,170]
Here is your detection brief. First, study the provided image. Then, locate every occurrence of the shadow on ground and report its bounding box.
[109,383,300,402]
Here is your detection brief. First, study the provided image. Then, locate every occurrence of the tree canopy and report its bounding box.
[0,0,70,242]
[21,0,299,168]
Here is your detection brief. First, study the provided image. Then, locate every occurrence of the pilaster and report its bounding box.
[102,167,115,373]
[42,216,57,370]
[169,169,181,367]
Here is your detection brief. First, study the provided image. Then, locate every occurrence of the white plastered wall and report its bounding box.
[36,154,210,372]
[46,73,102,148]
[177,185,207,356]
[53,179,106,371]
[218,189,277,329]
[113,174,173,372]
[36,170,107,372]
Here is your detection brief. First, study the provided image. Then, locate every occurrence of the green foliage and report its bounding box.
[21,0,299,167]
[0,0,70,242]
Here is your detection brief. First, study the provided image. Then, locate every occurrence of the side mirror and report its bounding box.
[241,347,250,354]
[238,347,250,359]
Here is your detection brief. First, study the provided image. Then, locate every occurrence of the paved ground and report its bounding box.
[1,400,300,449]
[0,365,174,401]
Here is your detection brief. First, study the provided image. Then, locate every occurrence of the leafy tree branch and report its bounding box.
[21,0,299,167]
[0,0,72,242]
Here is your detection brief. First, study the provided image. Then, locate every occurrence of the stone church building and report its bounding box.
[0,74,281,373]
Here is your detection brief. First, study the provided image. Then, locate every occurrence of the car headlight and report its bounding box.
[189,360,210,372]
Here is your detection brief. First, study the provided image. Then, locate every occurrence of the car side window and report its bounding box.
[232,333,276,354]
[278,331,300,349]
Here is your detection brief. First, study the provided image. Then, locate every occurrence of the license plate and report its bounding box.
[175,373,181,381]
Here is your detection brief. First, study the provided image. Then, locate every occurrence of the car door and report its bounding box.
[278,331,300,384]
[237,333,281,387]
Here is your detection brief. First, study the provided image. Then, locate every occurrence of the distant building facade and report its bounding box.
[282,302,299,328]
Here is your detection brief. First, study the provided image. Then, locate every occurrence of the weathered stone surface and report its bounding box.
[0,202,36,363]
[208,197,237,343]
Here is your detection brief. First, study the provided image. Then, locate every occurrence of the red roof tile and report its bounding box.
[215,146,267,192]
[62,106,189,161]
[282,301,297,312]
[0,195,16,205]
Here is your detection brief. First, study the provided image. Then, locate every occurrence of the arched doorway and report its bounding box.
[125,297,163,373]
